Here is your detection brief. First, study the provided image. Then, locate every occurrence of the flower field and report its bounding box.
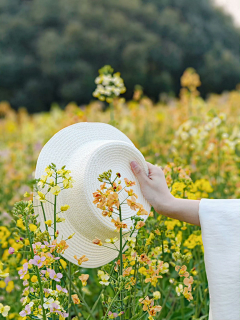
[0,68,240,320]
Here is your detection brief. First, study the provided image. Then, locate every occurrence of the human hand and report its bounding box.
[130,160,201,226]
[130,160,175,215]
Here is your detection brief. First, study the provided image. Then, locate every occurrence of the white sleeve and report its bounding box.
[199,198,240,320]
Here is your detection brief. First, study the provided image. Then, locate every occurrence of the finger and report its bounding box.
[146,161,163,173]
[130,161,149,186]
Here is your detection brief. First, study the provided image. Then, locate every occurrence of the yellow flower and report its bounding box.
[16,219,26,230]
[56,214,65,223]
[61,205,70,211]
[73,255,89,266]
[60,259,67,269]
[175,284,183,296]
[37,175,48,188]
[183,234,203,249]
[36,191,47,203]
[50,185,61,195]
[49,179,55,187]
[63,178,74,189]
[0,304,10,317]
[23,273,30,280]
[146,233,155,246]
[29,224,37,232]
[31,275,38,283]
[79,274,89,286]
[171,182,186,198]
[44,166,54,177]
[0,268,9,278]
[24,192,30,197]
[67,233,75,240]
[92,238,102,246]
[8,312,20,319]
[0,280,6,288]
[138,267,147,275]
[98,271,110,286]
[1,241,8,249]
[71,294,81,304]
[2,250,9,261]
[165,219,181,230]
[105,237,118,244]
[153,291,161,300]
[136,221,145,230]
[45,220,52,227]
[25,239,30,246]
[6,280,14,293]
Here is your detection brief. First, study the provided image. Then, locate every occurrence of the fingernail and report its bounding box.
[131,161,138,169]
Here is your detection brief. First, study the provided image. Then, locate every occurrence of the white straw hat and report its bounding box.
[33,122,151,268]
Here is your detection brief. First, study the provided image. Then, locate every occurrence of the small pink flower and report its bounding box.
[29,255,46,268]
[56,284,68,294]
[108,311,118,318]
[8,247,15,254]
[50,302,60,312]
[18,263,29,279]
[49,269,63,282]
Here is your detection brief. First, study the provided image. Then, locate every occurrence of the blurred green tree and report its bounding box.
[0,0,239,112]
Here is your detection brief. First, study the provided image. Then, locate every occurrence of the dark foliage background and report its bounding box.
[0,0,240,112]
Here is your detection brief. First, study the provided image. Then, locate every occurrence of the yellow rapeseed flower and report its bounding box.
[24,192,30,197]
[31,275,38,283]
[29,224,37,232]
[36,191,46,203]
[60,204,70,211]
[6,280,14,293]
[60,259,67,269]
[50,185,61,195]
[0,304,10,317]
[16,219,26,231]
[45,220,52,227]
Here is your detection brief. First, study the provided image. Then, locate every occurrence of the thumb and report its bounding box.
[130,161,148,186]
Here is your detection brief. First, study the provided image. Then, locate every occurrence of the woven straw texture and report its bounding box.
[33,122,151,268]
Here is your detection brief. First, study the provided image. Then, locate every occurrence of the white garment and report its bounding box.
[199,199,240,320]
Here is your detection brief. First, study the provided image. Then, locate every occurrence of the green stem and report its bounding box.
[23,215,46,320]
[40,202,48,232]
[196,286,208,318]
[60,265,96,320]
[54,175,57,240]
[53,174,58,320]
[135,312,149,320]
[102,286,123,320]
[132,260,138,315]
[119,205,124,319]
[110,102,114,123]
[181,295,184,319]
[165,300,177,320]
[161,230,165,261]
[86,289,104,320]
[68,261,72,320]
[161,286,172,313]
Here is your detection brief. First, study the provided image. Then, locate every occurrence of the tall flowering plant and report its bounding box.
[90,169,195,320]
[10,164,94,320]
[92,65,126,125]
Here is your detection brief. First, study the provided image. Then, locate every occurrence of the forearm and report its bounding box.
[156,197,201,227]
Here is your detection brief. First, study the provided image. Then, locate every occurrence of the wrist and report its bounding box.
[169,197,201,226]
[154,194,177,217]
[154,196,201,226]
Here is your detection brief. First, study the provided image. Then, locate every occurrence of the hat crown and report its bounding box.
[60,139,145,241]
